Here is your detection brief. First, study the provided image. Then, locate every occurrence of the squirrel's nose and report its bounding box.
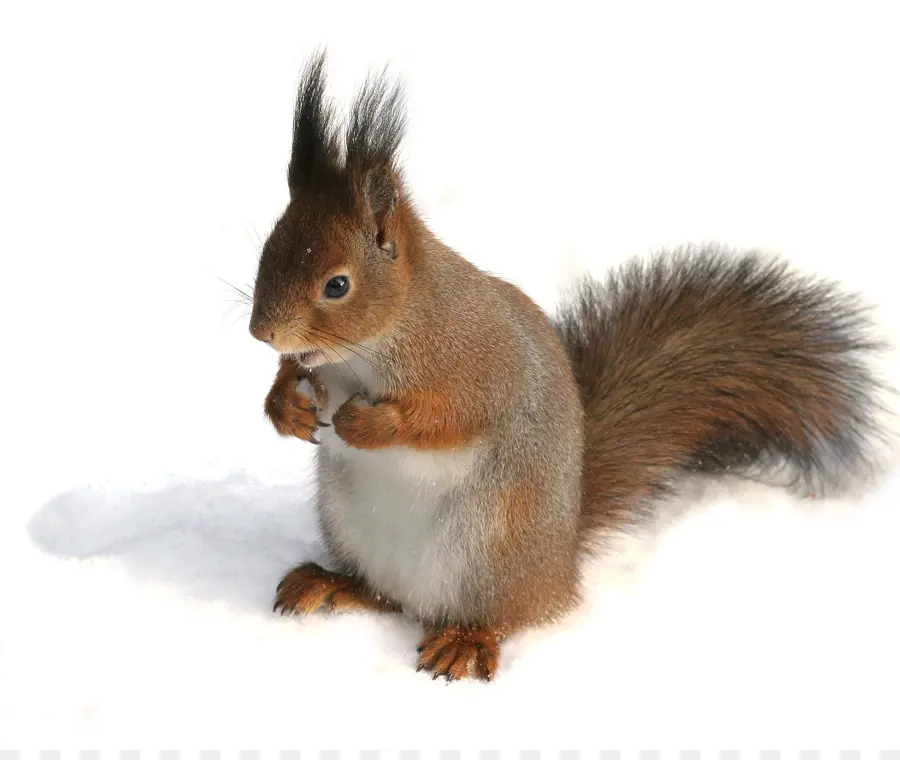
[249,320,274,344]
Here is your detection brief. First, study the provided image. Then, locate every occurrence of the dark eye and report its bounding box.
[323,275,350,299]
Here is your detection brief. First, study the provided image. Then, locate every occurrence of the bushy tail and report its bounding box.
[554,245,892,540]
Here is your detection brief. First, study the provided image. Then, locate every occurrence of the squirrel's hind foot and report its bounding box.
[273,562,400,615]
[416,625,502,682]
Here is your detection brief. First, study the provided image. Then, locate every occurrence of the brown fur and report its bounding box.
[331,387,482,450]
[554,248,890,546]
[264,356,329,442]
[274,562,401,614]
[249,53,890,682]
[481,478,581,630]
[416,625,503,681]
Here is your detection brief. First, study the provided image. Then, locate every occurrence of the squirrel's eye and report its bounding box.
[323,275,350,299]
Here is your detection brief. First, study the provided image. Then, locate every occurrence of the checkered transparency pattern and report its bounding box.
[1,752,899,760]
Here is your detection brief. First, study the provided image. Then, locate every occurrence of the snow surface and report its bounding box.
[2,0,900,751]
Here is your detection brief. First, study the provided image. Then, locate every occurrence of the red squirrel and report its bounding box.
[248,52,890,681]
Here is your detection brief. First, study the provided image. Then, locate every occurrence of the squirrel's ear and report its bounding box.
[358,166,400,257]
[345,66,407,259]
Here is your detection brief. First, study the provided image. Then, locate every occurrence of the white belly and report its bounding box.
[310,358,479,618]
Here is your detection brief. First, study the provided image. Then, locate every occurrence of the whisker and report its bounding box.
[312,334,369,390]
[223,301,251,325]
[288,327,365,392]
[307,326,390,362]
[248,224,264,251]
[306,328,390,385]
[306,325,390,368]
[218,277,253,304]
[243,228,260,255]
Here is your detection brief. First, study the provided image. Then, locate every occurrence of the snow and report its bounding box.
[2,0,900,751]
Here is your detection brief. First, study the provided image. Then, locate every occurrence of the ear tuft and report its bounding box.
[345,66,407,255]
[288,49,341,190]
[345,67,407,173]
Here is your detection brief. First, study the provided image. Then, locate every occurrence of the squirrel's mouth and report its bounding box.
[294,349,326,367]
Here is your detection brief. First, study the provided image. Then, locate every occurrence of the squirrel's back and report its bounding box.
[555,244,891,544]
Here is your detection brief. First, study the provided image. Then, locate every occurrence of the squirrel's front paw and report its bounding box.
[332,394,400,450]
[265,377,330,444]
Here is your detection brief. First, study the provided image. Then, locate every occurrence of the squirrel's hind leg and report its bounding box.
[273,562,401,615]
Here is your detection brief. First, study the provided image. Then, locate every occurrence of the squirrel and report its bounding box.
[247,52,890,682]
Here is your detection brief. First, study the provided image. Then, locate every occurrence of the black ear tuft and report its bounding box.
[346,66,407,173]
[345,66,407,247]
[288,50,340,190]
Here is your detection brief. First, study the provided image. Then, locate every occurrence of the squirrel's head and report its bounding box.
[249,52,412,367]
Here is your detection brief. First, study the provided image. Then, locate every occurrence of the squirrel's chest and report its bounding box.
[313,362,480,616]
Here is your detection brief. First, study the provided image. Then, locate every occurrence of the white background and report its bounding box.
[2,0,900,750]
